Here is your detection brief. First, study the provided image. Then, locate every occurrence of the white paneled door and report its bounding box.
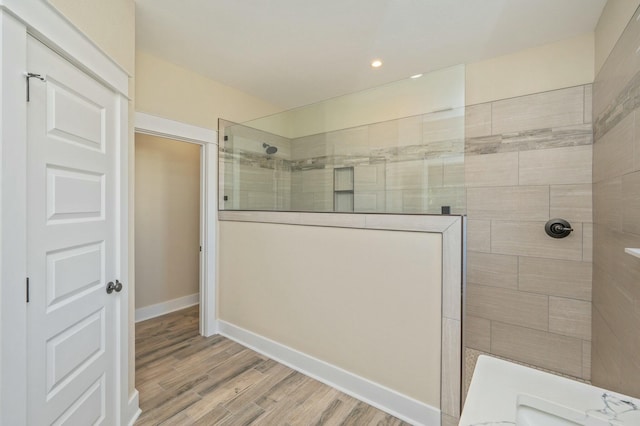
[26,36,121,425]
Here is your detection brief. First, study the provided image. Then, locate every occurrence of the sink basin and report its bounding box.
[516,394,608,426]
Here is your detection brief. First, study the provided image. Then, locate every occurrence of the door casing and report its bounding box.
[134,112,218,337]
[0,1,134,425]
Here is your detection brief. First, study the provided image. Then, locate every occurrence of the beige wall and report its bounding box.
[136,51,283,128]
[466,33,594,105]
[135,134,201,308]
[48,0,135,75]
[218,221,443,407]
[595,0,640,74]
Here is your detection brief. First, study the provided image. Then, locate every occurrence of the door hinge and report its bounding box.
[199,245,202,252]
[26,277,30,303]
[25,72,46,102]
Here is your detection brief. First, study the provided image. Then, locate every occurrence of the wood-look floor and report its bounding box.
[135,306,410,425]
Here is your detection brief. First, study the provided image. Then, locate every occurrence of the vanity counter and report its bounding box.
[460,355,640,425]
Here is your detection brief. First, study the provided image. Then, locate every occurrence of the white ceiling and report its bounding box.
[136,0,607,109]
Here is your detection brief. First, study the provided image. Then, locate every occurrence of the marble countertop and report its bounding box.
[459,355,640,426]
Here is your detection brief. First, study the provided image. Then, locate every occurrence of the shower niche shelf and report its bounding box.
[334,167,354,212]
[625,248,640,259]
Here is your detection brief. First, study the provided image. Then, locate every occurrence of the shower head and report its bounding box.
[262,143,278,155]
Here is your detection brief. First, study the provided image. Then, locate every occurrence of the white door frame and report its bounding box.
[0,1,133,425]
[134,112,218,337]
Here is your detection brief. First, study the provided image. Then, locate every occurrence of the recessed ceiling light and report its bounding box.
[371,59,383,68]
[410,74,423,79]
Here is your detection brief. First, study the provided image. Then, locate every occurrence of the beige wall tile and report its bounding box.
[312,191,333,212]
[441,318,461,417]
[622,170,640,235]
[354,164,385,191]
[427,187,466,215]
[593,112,634,183]
[596,228,640,299]
[327,126,369,156]
[591,307,621,391]
[386,160,425,190]
[401,189,428,213]
[492,86,584,134]
[518,257,592,301]
[398,115,423,147]
[582,340,591,381]
[593,177,622,231]
[464,315,491,352]
[422,109,464,143]
[467,251,518,289]
[467,186,549,221]
[465,103,491,138]
[491,322,583,378]
[302,168,333,193]
[385,190,403,213]
[247,191,277,210]
[550,184,593,223]
[239,165,277,192]
[467,220,491,252]
[593,10,640,118]
[368,119,398,149]
[582,223,593,262]
[549,297,592,340]
[519,145,592,185]
[466,284,548,331]
[443,156,465,188]
[636,109,640,172]
[291,133,327,160]
[592,265,638,347]
[353,191,382,213]
[584,85,592,124]
[491,220,583,261]
[465,152,518,187]
[441,414,459,426]
[426,158,444,188]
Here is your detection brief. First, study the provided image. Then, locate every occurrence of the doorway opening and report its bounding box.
[134,133,202,323]
[134,112,218,338]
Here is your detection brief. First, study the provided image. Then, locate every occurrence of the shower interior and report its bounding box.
[219,64,466,214]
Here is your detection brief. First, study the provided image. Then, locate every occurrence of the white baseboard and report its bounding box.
[217,320,440,426]
[126,390,141,426]
[135,293,199,323]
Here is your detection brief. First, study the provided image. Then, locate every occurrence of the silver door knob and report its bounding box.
[115,280,123,292]
[106,281,116,294]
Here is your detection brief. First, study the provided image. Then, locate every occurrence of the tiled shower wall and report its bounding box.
[592,9,640,398]
[220,122,292,210]
[464,85,594,385]
[290,109,465,214]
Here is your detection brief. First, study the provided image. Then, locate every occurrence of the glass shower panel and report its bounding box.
[219,120,291,211]
[219,64,465,214]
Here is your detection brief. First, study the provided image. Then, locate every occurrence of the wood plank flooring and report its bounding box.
[135,306,411,425]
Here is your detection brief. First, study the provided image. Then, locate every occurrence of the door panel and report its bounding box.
[46,80,106,151]
[27,36,119,425]
[46,166,105,222]
[46,242,104,309]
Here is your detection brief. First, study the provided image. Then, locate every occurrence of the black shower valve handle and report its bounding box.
[545,219,573,239]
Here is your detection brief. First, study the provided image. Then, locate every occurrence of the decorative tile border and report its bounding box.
[465,124,593,156]
[594,69,640,140]
[219,211,464,423]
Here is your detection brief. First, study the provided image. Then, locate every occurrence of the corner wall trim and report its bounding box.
[217,320,440,426]
[135,293,199,323]
[126,390,141,426]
